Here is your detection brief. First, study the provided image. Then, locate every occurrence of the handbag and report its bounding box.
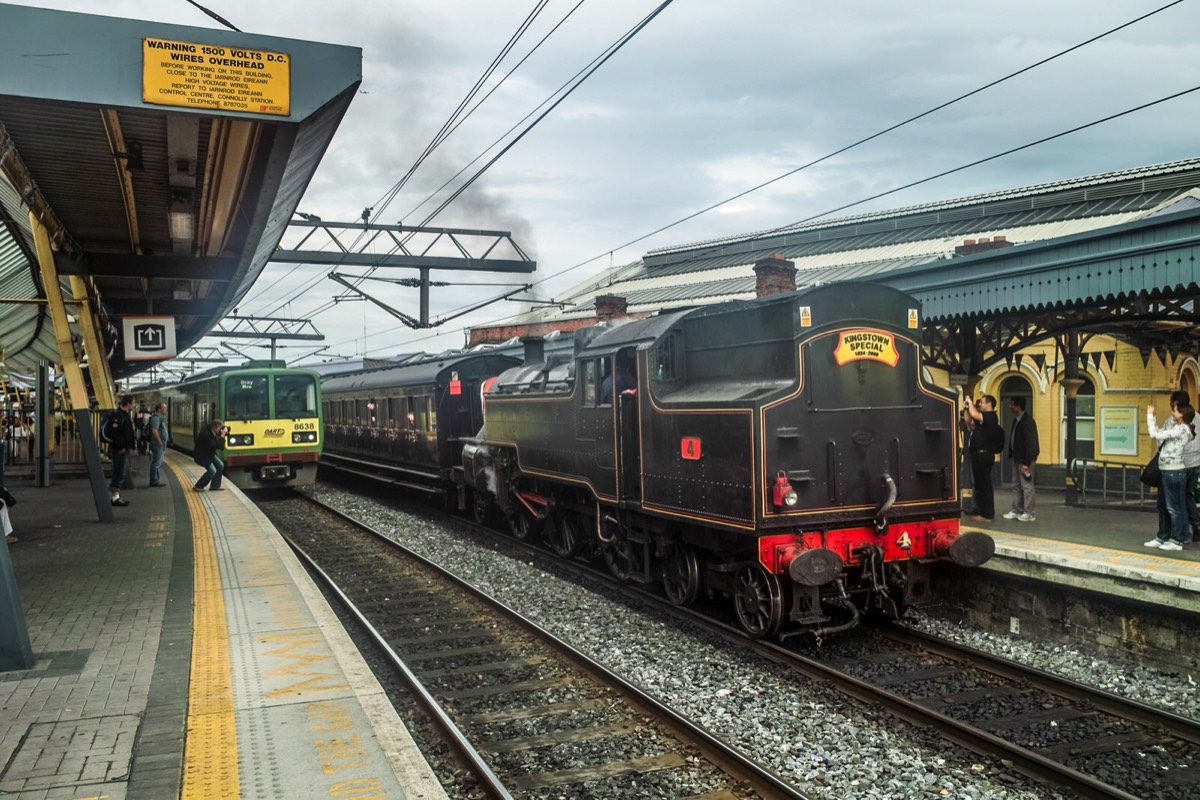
[1140,452,1161,488]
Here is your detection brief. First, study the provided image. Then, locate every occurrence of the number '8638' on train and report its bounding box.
[322,282,994,639]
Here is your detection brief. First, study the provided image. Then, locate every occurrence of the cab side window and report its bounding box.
[582,360,597,406]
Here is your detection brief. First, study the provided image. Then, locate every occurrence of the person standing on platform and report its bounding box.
[192,419,226,492]
[1157,391,1195,542]
[964,393,1001,522]
[135,403,150,455]
[1003,396,1040,523]
[107,395,136,507]
[1146,402,1195,551]
[146,402,169,487]
[1184,413,1200,542]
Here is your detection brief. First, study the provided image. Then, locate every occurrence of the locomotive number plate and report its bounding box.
[681,437,702,460]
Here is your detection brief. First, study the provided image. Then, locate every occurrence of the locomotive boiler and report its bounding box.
[461,282,994,638]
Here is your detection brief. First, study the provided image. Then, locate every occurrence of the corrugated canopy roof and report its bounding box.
[516,157,1200,328]
[0,3,361,384]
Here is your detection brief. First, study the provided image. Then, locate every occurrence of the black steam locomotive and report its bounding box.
[321,282,993,638]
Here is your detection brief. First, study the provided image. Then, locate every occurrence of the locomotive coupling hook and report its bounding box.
[874,472,897,533]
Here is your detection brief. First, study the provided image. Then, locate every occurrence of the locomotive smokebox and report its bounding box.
[947,531,995,567]
[788,548,845,587]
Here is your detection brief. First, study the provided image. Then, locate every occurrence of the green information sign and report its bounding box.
[1099,406,1138,456]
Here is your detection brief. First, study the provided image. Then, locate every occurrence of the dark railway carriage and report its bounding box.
[467,282,993,638]
[321,353,520,491]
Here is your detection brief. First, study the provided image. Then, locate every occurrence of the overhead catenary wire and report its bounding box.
[245,1,563,313]
[302,81,1200,362]
[229,2,1178,362]
[315,0,1186,334]
[263,0,678,328]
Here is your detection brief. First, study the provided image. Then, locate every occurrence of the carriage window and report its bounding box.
[428,396,437,432]
[355,399,369,424]
[274,374,317,417]
[225,376,269,419]
[418,396,431,432]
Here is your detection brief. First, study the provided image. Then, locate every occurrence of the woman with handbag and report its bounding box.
[1145,402,1195,551]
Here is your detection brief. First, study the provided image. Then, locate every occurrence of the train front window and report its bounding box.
[225,376,269,420]
[275,375,317,417]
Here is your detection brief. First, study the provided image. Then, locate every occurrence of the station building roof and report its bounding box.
[0,4,361,383]
[501,157,1200,326]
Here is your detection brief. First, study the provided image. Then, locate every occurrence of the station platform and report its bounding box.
[0,461,1197,799]
[0,451,447,800]
[962,489,1199,611]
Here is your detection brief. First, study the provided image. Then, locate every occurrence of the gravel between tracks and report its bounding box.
[299,483,1194,799]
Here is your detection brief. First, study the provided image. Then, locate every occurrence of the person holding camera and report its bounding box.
[963,394,1001,522]
[191,419,227,492]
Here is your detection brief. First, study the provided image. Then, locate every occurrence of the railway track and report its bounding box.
[812,625,1200,800]
[336,483,1200,800]
[260,492,806,800]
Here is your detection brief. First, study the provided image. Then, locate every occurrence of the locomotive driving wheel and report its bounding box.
[471,492,491,526]
[508,506,535,540]
[599,513,633,580]
[547,512,582,558]
[661,544,700,606]
[734,564,784,639]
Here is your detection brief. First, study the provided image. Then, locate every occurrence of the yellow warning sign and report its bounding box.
[143,38,290,116]
[833,329,899,367]
[799,306,812,328]
[907,308,919,329]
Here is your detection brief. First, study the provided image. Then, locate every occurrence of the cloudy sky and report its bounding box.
[16,0,1200,364]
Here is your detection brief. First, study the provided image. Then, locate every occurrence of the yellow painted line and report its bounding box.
[171,461,241,799]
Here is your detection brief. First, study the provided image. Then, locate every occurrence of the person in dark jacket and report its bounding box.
[964,393,1001,521]
[1003,396,1040,523]
[108,395,137,507]
[192,419,227,491]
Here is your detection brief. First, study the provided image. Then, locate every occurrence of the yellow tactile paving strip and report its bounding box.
[174,463,241,799]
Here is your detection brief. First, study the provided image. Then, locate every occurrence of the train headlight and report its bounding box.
[227,433,254,447]
[772,471,799,508]
[292,431,318,443]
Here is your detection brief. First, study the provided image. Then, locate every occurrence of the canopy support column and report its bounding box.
[29,212,112,522]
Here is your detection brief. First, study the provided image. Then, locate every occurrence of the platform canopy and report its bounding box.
[0,3,361,382]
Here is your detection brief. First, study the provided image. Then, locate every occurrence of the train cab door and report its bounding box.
[615,348,641,501]
[578,356,617,496]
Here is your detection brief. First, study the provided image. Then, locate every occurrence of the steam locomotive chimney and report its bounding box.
[754,254,797,297]
[521,335,545,365]
[595,294,628,322]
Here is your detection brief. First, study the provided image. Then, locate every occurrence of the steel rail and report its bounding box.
[297,493,811,800]
[879,624,1200,746]
[279,527,515,800]
[443,506,1148,800]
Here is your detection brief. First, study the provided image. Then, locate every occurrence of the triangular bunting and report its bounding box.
[1103,350,1116,372]
[1015,354,1024,370]
[1091,352,1102,371]
[1032,354,1046,372]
